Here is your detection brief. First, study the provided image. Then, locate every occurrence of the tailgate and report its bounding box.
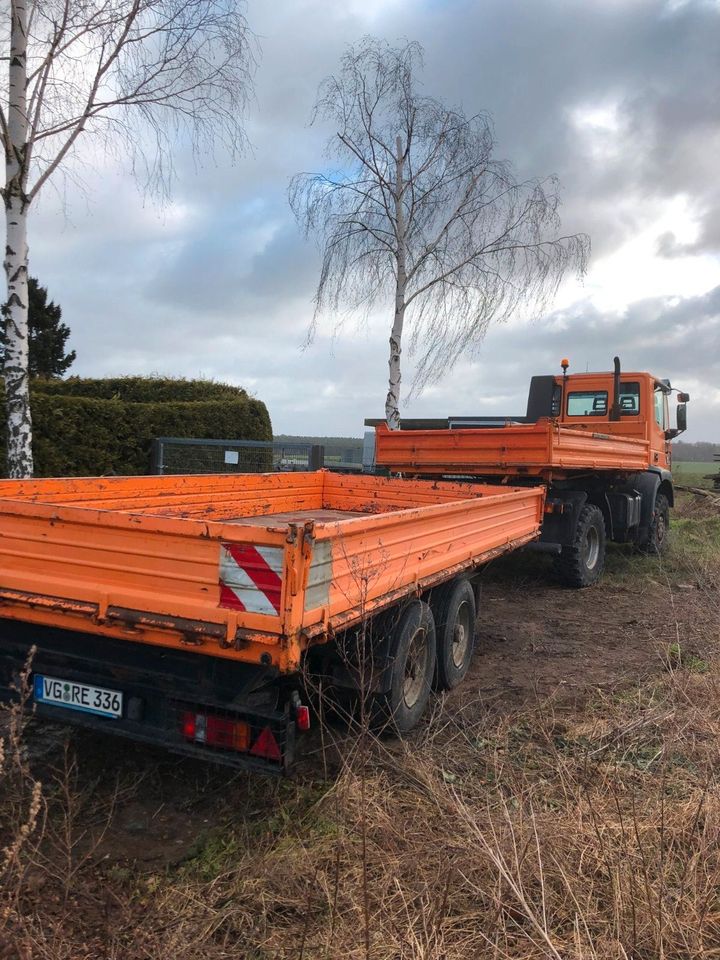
[0,498,297,667]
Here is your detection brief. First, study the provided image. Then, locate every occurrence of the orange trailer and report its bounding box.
[0,470,543,772]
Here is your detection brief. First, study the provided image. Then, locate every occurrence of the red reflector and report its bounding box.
[207,715,235,748]
[182,712,196,739]
[250,726,282,762]
[295,704,311,732]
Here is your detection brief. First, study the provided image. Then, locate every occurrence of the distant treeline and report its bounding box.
[672,441,720,462]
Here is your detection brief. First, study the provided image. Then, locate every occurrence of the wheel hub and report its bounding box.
[657,513,666,544]
[451,600,473,668]
[583,526,600,570]
[403,628,427,708]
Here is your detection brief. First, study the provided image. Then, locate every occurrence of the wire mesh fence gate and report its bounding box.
[150,437,365,475]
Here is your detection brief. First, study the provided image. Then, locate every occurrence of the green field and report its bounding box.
[673,460,719,488]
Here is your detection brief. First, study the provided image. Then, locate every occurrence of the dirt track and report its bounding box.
[471,549,686,711]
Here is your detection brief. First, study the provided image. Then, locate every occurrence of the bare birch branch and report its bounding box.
[1,0,255,476]
[290,37,589,426]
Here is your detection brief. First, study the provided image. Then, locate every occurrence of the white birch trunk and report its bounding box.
[385,136,406,431]
[3,0,33,478]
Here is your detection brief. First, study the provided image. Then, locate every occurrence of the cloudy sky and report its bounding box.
[31,0,720,441]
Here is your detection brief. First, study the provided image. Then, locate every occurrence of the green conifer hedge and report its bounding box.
[0,377,272,477]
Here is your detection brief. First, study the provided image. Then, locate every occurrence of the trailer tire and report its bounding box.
[638,493,670,556]
[370,600,436,734]
[431,578,476,690]
[554,504,606,588]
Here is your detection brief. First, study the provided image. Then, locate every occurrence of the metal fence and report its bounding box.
[150,437,365,476]
[319,441,366,473]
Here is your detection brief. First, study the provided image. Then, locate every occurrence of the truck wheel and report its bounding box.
[431,578,476,690]
[554,504,606,588]
[639,493,670,556]
[371,601,436,734]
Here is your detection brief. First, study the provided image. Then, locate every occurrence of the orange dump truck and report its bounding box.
[0,470,543,772]
[369,358,690,589]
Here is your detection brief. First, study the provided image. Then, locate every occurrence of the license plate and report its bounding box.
[34,675,123,719]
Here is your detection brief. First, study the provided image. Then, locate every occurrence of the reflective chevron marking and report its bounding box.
[219,543,283,615]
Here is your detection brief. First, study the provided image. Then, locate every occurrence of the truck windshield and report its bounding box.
[567,382,640,417]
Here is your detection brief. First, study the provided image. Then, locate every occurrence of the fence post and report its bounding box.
[150,438,163,475]
[309,444,325,470]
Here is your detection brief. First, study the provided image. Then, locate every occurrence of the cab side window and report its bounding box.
[654,388,666,429]
[619,382,640,414]
[567,391,607,416]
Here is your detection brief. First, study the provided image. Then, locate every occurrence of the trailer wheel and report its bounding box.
[639,493,670,556]
[371,601,436,734]
[554,504,606,588]
[431,578,476,690]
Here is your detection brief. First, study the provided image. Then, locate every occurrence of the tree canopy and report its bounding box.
[1,277,75,379]
[1,0,255,477]
[291,38,589,427]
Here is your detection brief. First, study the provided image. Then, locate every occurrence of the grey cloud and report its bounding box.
[396,0,720,254]
[404,284,720,442]
[149,211,319,328]
[24,0,720,445]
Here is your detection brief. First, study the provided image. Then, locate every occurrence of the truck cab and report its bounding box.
[548,365,688,473]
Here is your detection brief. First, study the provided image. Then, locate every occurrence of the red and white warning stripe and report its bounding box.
[219,543,283,615]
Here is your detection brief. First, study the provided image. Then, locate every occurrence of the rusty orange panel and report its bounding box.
[373,421,650,476]
[303,485,544,643]
[0,471,326,519]
[0,471,544,673]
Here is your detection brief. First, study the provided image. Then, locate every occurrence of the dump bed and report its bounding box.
[374,420,651,477]
[0,471,543,672]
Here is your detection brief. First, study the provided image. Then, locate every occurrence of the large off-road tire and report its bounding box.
[431,578,476,691]
[370,600,436,734]
[639,492,670,556]
[554,503,606,588]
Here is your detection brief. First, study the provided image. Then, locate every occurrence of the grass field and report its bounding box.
[673,460,719,489]
[2,493,720,959]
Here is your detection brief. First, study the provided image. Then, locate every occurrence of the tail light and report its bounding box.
[289,690,311,732]
[182,711,250,752]
[295,704,311,732]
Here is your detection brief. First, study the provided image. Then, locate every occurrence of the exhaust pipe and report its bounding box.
[610,356,621,421]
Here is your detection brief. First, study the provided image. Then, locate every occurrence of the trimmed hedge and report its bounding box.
[33,376,251,404]
[1,378,272,477]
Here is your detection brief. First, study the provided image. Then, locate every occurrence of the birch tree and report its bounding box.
[290,39,589,429]
[1,0,254,477]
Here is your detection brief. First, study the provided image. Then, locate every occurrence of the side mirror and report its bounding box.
[665,402,688,440]
[677,392,690,403]
[677,402,687,433]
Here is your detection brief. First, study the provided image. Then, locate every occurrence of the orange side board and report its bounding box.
[0,471,544,671]
[373,420,651,477]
